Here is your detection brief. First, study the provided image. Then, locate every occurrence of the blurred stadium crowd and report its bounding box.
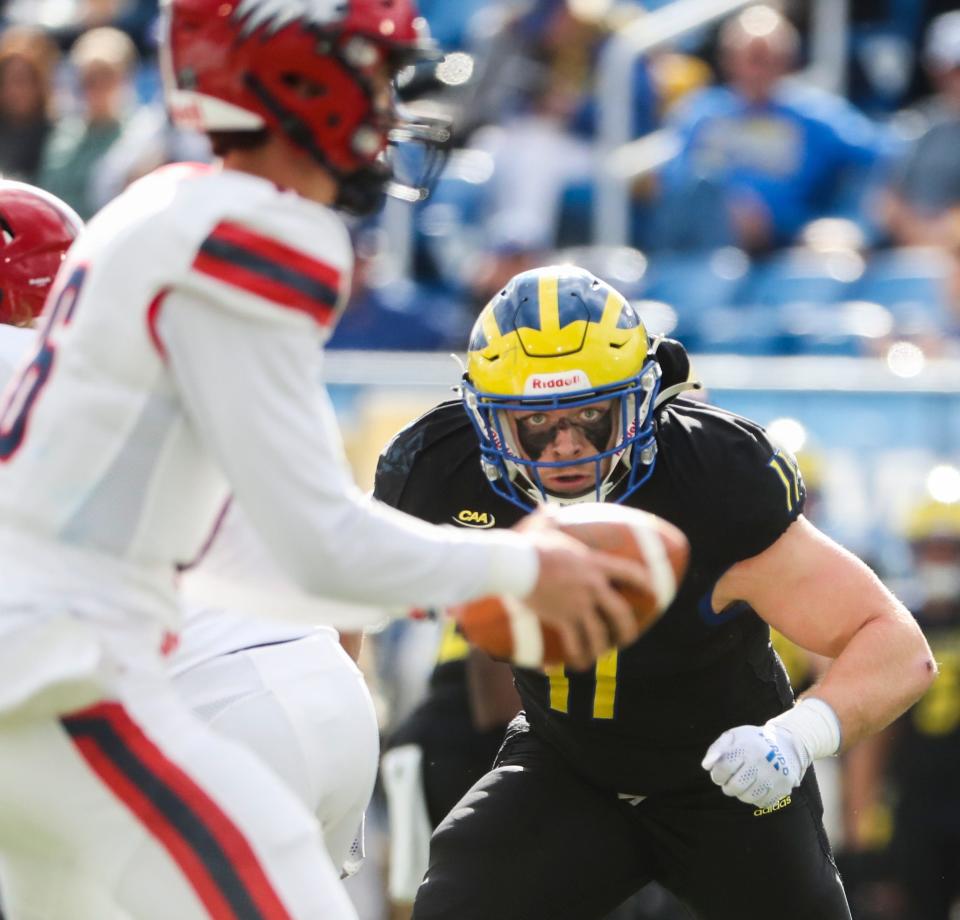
[4,0,960,355]
[2,0,959,918]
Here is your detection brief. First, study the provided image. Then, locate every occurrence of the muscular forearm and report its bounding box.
[803,611,935,750]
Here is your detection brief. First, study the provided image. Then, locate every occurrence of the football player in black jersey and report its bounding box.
[844,495,960,920]
[373,266,935,920]
[381,620,520,914]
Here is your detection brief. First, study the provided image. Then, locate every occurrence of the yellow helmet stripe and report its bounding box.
[481,298,502,347]
[599,288,624,331]
[538,270,561,334]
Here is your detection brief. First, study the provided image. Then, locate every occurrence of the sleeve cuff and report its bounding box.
[481,533,540,600]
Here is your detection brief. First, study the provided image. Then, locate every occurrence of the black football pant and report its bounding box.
[411,721,851,920]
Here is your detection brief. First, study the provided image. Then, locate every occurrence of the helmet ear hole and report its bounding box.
[280,72,328,100]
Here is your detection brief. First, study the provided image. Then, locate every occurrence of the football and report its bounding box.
[449,503,690,668]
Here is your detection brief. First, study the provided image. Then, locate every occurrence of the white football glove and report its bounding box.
[701,698,841,810]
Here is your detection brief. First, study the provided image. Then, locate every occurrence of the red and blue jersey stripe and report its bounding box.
[193,221,342,327]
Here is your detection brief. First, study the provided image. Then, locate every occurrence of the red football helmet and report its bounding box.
[161,0,450,211]
[0,181,83,327]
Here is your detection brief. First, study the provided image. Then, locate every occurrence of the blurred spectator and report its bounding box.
[37,25,136,218]
[657,5,888,252]
[464,216,550,310]
[417,0,489,51]
[844,494,960,920]
[881,12,960,247]
[942,207,960,332]
[887,496,960,920]
[90,103,211,209]
[328,228,473,351]
[0,25,58,182]
[2,0,159,53]
[845,0,926,115]
[434,1,659,290]
[844,0,960,113]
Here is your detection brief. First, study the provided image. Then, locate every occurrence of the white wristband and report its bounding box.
[766,697,842,763]
[483,534,540,599]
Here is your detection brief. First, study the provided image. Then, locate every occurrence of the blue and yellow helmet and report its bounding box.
[462,265,661,509]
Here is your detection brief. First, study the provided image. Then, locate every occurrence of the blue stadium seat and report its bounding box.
[778,300,894,356]
[854,247,952,336]
[643,248,751,344]
[328,281,471,351]
[415,151,495,293]
[737,248,866,309]
[694,304,791,356]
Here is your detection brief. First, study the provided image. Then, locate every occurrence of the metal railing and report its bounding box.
[323,350,960,395]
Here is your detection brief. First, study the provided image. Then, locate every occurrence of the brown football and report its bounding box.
[449,503,690,668]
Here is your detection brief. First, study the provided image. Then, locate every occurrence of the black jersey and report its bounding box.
[374,396,805,794]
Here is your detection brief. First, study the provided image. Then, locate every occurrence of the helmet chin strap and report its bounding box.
[655,379,702,408]
[523,475,624,508]
[335,164,390,216]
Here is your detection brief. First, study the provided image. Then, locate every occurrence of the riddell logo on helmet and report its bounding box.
[524,371,590,394]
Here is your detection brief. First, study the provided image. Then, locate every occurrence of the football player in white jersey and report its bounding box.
[0,2,655,918]
[0,179,373,893]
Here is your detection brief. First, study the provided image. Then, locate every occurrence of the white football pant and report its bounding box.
[0,617,358,920]
[172,632,380,875]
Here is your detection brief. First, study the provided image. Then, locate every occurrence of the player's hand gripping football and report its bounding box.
[448,504,689,671]
[522,522,641,671]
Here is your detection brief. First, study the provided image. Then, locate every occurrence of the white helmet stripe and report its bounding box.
[234,0,346,34]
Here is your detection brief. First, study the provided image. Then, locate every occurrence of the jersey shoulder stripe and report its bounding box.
[193,220,342,326]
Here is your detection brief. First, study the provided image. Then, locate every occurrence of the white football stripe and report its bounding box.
[501,596,544,668]
[629,522,676,611]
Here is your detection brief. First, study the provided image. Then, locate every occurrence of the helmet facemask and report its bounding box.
[463,363,661,510]
[337,99,452,215]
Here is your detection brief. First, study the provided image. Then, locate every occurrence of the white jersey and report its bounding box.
[0,324,317,667]
[0,164,537,639]
[0,324,33,384]
[172,499,376,674]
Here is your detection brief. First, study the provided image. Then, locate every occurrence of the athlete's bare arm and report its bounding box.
[713,515,936,748]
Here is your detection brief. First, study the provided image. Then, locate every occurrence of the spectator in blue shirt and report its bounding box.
[657,4,888,252]
[882,11,960,247]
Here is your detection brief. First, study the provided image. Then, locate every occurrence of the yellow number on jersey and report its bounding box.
[545,649,619,720]
[768,450,801,512]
